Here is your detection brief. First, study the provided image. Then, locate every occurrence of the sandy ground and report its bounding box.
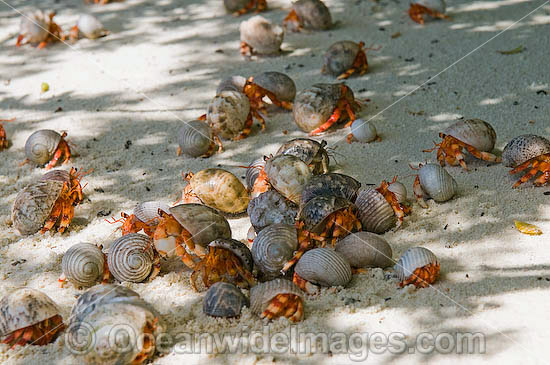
[1,0,550,363]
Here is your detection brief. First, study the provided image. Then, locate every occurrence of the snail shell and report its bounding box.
[240,15,284,55]
[133,201,171,224]
[265,154,312,204]
[217,75,246,94]
[62,243,106,288]
[291,0,333,30]
[299,195,355,234]
[209,238,254,272]
[293,83,348,133]
[203,282,249,318]
[502,134,550,168]
[252,223,298,280]
[24,129,62,165]
[300,173,361,205]
[295,247,352,288]
[246,157,266,191]
[0,288,61,338]
[207,90,250,140]
[444,119,497,152]
[224,0,250,12]
[411,0,446,13]
[354,187,396,234]
[19,10,49,44]
[77,14,109,39]
[250,278,304,316]
[248,190,298,233]
[350,119,378,143]
[107,233,155,283]
[418,163,458,202]
[253,72,296,102]
[177,120,215,158]
[335,232,393,268]
[394,247,439,282]
[276,138,330,174]
[323,41,363,76]
[388,181,407,204]
[40,168,71,183]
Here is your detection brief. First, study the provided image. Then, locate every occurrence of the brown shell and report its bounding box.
[250,278,303,315]
[24,129,62,165]
[203,282,249,318]
[299,195,355,234]
[223,0,250,12]
[335,232,393,268]
[323,41,361,76]
[189,168,249,214]
[246,157,267,191]
[177,120,215,158]
[253,72,296,102]
[216,75,246,94]
[133,201,171,224]
[248,190,298,233]
[292,0,333,30]
[107,233,155,283]
[240,15,284,55]
[276,138,330,174]
[443,119,497,152]
[40,169,70,183]
[265,154,312,204]
[293,83,347,132]
[300,173,361,205]
[354,187,396,234]
[207,91,250,140]
[502,134,550,167]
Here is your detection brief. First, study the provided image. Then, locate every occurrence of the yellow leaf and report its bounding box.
[514,220,542,235]
[497,45,524,55]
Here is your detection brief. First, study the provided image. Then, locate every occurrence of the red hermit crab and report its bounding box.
[17,10,64,49]
[22,130,72,169]
[408,0,449,25]
[502,134,550,188]
[106,201,170,237]
[0,118,15,150]
[224,0,267,16]
[323,41,379,80]
[283,0,333,32]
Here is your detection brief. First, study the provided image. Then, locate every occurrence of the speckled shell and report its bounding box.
[169,204,232,250]
[189,168,249,214]
[224,0,249,12]
[295,247,351,288]
[217,75,246,94]
[444,119,496,152]
[291,0,332,30]
[203,282,249,317]
[335,232,393,268]
[394,247,439,282]
[323,41,361,76]
[293,83,346,132]
[133,201,171,224]
[265,154,312,204]
[300,173,361,205]
[107,233,155,283]
[350,119,378,143]
[62,243,105,288]
[77,14,109,39]
[12,180,63,236]
[388,181,407,204]
[177,120,214,158]
[276,138,330,174]
[40,169,70,183]
[207,90,250,140]
[208,238,254,272]
[253,72,296,102]
[240,16,284,55]
[24,129,62,165]
[248,191,298,233]
[354,187,396,234]
[250,278,304,315]
[0,288,60,337]
[299,195,355,234]
[418,163,457,202]
[246,157,266,191]
[411,0,446,13]
[252,223,298,280]
[502,134,550,167]
[19,11,49,44]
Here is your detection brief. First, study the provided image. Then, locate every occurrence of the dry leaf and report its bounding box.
[497,45,524,55]
[514,220,542,235]
[391,32,401,39]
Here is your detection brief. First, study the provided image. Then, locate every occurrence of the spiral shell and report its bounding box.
[133,201,171,224]
[240,16,284,55]
[24,130,62,165]
[62,243,105,288]
[209,238,254,272]
[207,90,250,140]
[19,10,49,44]
[323,41,362,76]
[248,191,298,233]
[177,120,215,158]
[107,234,155,283]
[252,223,298,280]
[444,119,497,152]
[299,195,355,233]
[265,154,312,204]
[418,163,458,202]
[394,247,439,282]
[388,181,407,204]
[350,119,378,143]
[335,232,393,268]
[411,0,446,13]
[253,72,296,102]
[40,168,71,183]
[290,0,333,30]
[224,0,250,12]
[300,173,361,205]
[354,187,396,234]
[250,278,304,315]
[276,138,330,174]
[502,134,550,168]
[203,282,249,318]
[295,247,352,288]
[246,157,267,191]
[77,14,109,39]
[0,288,61,337]
[217,75,246,94]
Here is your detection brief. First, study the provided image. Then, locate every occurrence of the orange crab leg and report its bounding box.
[308,107,342,136]
[233,112,254,140]
[413,175,428,209]
[57,198,75,233]
[283,9,302,31]
[400,262,440,288]
[233,0,266,16]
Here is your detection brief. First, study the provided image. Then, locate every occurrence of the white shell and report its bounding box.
[388,181,407,204]
[335,232,393,268]
[62,243,105,288]
[265,154,312,204]
[217,75,246,94]
[250,278,303,315]
[295,247,352,287]
[354,187,396,233]
[240,15,284,55]
[443,119,496,152]
[207,90,250,140]
[24,129,62,165]
[350,119,378,143]
[252,223,298,280]
[394,247,438,282]
[77,14,109,39]
[418,163,457,202]
[107,233,155,283]
[411,0,446,13]
[20,10,49,44]
[502,134,550,168]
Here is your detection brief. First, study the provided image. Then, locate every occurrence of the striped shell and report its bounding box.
[293,83,346,132]
[12,180,64,236]
[248,191,298,233]
[177,120,215,158]
[300,173,361,205]
[290,0,332,30]
[276,138,330,174]
[252,223,298,280]
[411,0,446,13]
[209,239,254,272]
[323,41,362,76]
[265,154,312,204]
[133,201,171,224]
[19,10,49,44]
[40,169,71,183]
[350,119,378,143]
[443,119,497,152]
[295,247,352,287]
[246,157,266,191]
[388,181,407,204]
[217,75,246,94]
[394,247,439,282]
[335,232,393,268]
[24,130,62,165]
[62,243,105,288]
[77,14,109,39]
[253,72,296,102]
[207,90,250,140]
[0,288,61,337]
[203,282,249,317]
[240,16,284,55]
[250,278,304,315]
[502,134,550,167]
[107,234,155,283]
[418,163,458,202]
[299,195,355,233]
[354,187,396,233]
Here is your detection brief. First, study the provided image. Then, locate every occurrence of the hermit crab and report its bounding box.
[206,90,253,140]
[0,288,65,347]
[347,119,380,143]
[395,247,439,288]
[106,201,170,237]
[12,167,86,235]
[408,0,449,25]
[245,156,266,192]
[23,129,72,169]
[0,118,14,150]
[177,120,223,158]
[247,190,298,242]
[283,0,332,32]
[107,233,161,283]
[191,238,256,291]
[252,223,298,280]
[335,232,394,271]
[502,134,550,188]
[59,242,109,288]
[224,0,267,16]
[423,119,501,170]
[293,83,360,135]
[275,138,330,174]
[412,163,457,208]
[203,282,249,318]
[300,173,361,205]
[17,10,64,48]
[323,41,379,80]
[250,278,304,322]
[70,14,109,40]
[240,15,284,56]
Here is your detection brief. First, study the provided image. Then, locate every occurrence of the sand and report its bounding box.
[1,0,550,363]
